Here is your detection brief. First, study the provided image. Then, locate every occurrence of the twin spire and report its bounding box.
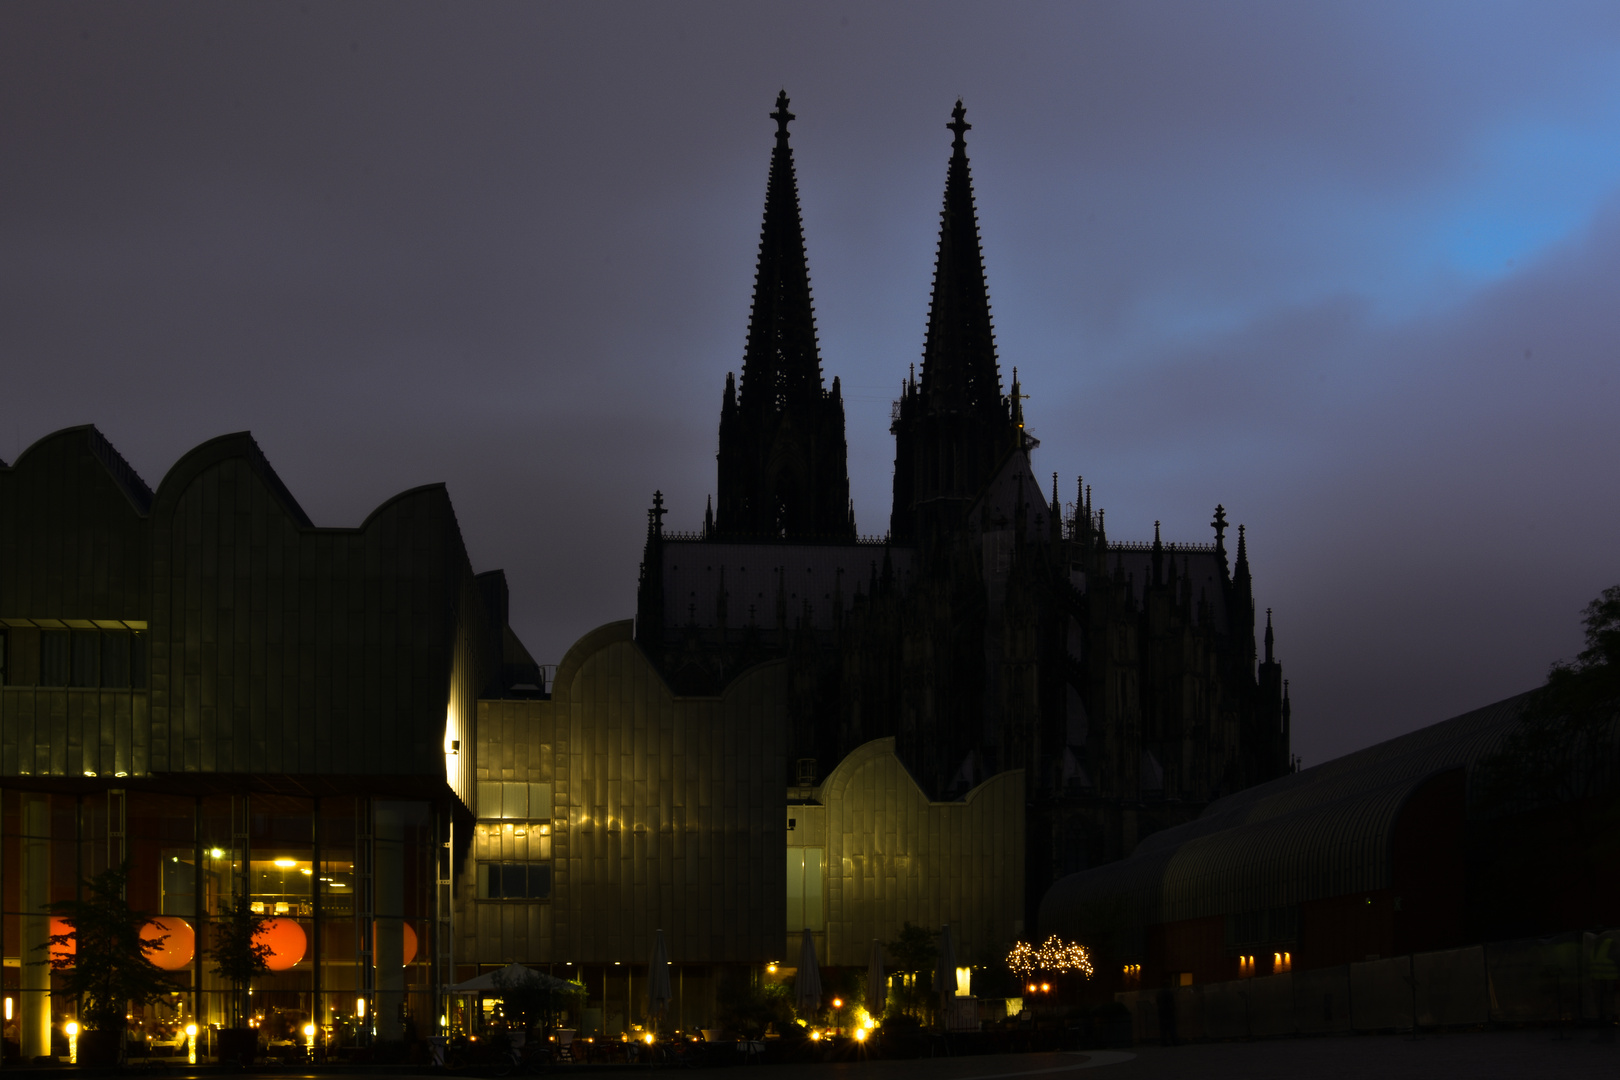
[919,100,1004,420]
[714,92,851,541]
[716,94,1006,545]
[737,90,825,416]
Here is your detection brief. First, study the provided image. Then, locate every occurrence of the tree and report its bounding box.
[44,864,179,1046]
[883,922,939,1018]
[206,891,272,1028]
[490,968,584,1037]
[1475,585,1620,929]
[716,975,792,1039]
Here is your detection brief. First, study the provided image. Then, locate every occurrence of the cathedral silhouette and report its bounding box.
[636,93,1292,912]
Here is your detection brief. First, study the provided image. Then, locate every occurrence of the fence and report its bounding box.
[1116,930,1617,1043]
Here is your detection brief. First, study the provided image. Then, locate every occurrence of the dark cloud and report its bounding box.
[4,1,1618,768]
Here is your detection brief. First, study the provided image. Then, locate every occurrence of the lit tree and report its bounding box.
[44,864,179,1055]
[206,891,272,1028]
[1006,935,1094,980]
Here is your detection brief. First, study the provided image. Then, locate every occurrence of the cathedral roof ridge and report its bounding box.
[662,529,892,547]
[1108,538,1216,554]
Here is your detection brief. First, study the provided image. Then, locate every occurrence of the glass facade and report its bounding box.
[0,789,444,1062]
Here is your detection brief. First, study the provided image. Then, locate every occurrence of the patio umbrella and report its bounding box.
[449,963,575,993]
[866,939,885,1020]
[932,925,958,1022]
[647,929,673,1031]
[794,928,822,1014]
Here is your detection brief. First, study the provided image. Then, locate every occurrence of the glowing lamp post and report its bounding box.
[65,1021,79,1064]
[185,1023,198,1065]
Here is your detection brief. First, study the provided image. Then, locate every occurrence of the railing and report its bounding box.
[1104,540,1216,553]
[659,531,895,546]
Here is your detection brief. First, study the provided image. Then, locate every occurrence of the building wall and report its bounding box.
[462,621,789,969]
[815,738,1024,968]
[1,428,486,790]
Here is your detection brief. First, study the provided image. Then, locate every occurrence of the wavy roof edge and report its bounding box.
[1040,690,1532,930]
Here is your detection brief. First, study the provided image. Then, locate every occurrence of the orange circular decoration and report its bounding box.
[48,918,75,965]
[142,918,195,971]
[372,922,420,966]
[253,918,307,971]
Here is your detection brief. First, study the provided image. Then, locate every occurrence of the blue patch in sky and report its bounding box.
[1430,111,1620,280]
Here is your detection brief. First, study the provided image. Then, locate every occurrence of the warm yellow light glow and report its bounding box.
[766,963,777,974]
[1006,935,1094,979]
[301,868,313,875]
[208,848,224,859]
[956,966,972,996]
[185,1024,197,1037]
[644,1034,654,1045]
[2,997,10,1021]
[303,1023,316,1043]
[855,1028,868,1042]
[810,1031,821,1041]
[65,1022,79,1036]
[356,997,366,1018]
[832,997,843,1009]
[274,857,297,868]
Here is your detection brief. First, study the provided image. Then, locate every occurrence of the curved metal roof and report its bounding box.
[1040,692,1530,934]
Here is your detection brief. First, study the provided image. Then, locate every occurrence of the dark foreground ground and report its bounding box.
[22,1030,1615,1080]
[695,1031,1605,1080]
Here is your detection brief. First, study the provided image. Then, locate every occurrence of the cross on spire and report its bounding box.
[772,90,794,136]
[948,99,971,149]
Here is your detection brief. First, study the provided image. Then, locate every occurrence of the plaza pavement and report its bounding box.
[740,1030,1617,1080]
[53,1030,1611,1080]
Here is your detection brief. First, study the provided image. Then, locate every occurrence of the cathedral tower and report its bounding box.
[714,92,854,541]
[890,101,1018,547]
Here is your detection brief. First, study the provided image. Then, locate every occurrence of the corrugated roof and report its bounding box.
[1040,691,1530,933]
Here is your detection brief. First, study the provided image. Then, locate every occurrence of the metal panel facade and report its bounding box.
[817,737,1024,967]
[464,622,789,966]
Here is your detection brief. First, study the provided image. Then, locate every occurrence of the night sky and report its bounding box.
[5,3,1617,768]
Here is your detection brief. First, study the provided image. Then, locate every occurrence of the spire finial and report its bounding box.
[948,99,970,150]
[772,90,794,136]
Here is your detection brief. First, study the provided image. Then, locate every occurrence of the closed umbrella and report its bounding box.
[866,939,885,1020]
[647,930,673,1031]
[932,925,957,1025]
[794,928,822,1014]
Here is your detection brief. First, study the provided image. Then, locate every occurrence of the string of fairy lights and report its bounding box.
[1005,935,1094,979]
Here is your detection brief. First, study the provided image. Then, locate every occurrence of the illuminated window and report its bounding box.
[785,848,824,931]
[477,780,552,821]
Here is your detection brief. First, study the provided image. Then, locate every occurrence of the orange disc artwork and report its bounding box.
[142,917,195,971]
[372,922,420,966]
[253,918,307,971]
[48,918,75,965]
